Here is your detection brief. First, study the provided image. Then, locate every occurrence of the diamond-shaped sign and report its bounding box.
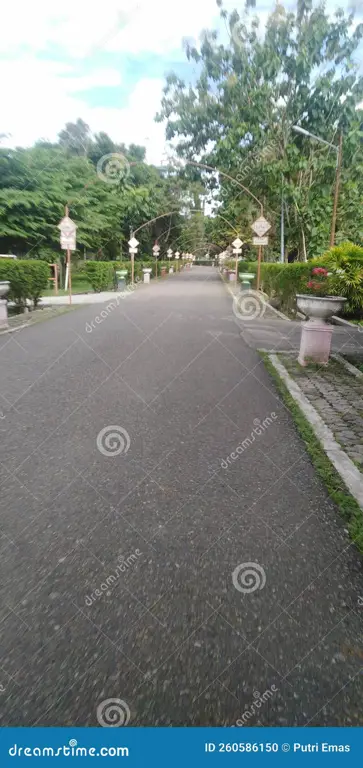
[251,217,271,237]
[232,237,243,249]
[128,236,139,249]
[58,216,77,237]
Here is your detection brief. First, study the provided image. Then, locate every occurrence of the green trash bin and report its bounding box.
[239,273,254,290]
[116,270,128,291]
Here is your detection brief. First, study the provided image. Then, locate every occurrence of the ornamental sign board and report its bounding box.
[251,217,271,237]
[60,234,76,250]
[253,236,269,246]
[58,216,77,251]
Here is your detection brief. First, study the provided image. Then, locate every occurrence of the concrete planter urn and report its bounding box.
[142,268,152,284]
[239,273,254,290]
[296,294,347,324]
[296,294,347,366]
[0,281,10,329]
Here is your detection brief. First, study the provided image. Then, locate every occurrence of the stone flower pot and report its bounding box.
[0,281,10,299]
[296,294,347,324]
[296,294,347,366]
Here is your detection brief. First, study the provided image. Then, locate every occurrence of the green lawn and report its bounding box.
[43,278,93,296]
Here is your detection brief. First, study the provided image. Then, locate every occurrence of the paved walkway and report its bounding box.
[0,267,362,726]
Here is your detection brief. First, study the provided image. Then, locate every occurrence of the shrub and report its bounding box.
[320,245,363,315]
[0,259,49,307]
[84,262,114,292]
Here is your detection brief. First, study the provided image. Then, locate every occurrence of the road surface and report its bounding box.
[0,267,362,726]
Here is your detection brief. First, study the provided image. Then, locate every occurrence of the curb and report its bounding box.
[0,321,31,335]
[332,353,363,379]
[268,352,363,509]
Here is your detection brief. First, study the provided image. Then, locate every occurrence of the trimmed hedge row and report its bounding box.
[0,259,50,307]
[84,260,179,291]
[238,243,363,316]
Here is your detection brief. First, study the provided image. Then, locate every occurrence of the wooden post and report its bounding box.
[330,132,343,247]
[256,246,262,292]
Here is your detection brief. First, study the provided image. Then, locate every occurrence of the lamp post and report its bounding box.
[232,237,243,282]
[292,125,343,247]
[152,242,160,279]
[128,235,139,284]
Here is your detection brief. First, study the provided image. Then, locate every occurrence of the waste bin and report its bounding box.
[239,273,254,290]
[116,270,128,291]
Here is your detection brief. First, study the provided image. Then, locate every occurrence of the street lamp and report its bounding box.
[232,237,243,282]
[128,234,139,284]
[152,242,160,279]
[292,125,343,247]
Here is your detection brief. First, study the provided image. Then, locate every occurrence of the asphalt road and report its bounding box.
[0,266,362,726]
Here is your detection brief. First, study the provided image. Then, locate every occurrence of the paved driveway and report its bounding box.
[0,267,362,726]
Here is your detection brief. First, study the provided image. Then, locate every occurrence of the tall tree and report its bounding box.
[157,0,363,258]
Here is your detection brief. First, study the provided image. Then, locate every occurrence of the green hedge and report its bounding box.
[0,259,49,307]
[243,243,363,316]
[84,262,115,292]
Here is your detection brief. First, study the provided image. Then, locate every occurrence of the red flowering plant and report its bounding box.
[302,267,331,297]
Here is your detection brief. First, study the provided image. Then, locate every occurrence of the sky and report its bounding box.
[0,1,360,164]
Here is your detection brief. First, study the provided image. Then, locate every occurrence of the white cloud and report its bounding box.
[0,0,223,57]
[0,56,165,163]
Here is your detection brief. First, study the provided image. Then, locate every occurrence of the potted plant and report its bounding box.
[296,267,346,323]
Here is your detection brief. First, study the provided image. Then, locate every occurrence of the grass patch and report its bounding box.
[261,351,363,555]
[43,278,94,296]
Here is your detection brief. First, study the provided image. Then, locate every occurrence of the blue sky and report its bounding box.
[0,1,359,163]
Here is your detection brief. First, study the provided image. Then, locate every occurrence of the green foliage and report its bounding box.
[84,262,115,292]
[321,241,363,314]
[0,259,49,306]
[0,127,187,269]
[158,1,363,258]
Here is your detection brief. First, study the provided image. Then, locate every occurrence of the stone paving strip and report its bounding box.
[279,356,363,468]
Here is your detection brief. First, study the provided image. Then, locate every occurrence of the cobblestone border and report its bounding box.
[332,353,363,379]
[268,352,363,510]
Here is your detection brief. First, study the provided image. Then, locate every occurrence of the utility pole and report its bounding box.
[330,133,343,247]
